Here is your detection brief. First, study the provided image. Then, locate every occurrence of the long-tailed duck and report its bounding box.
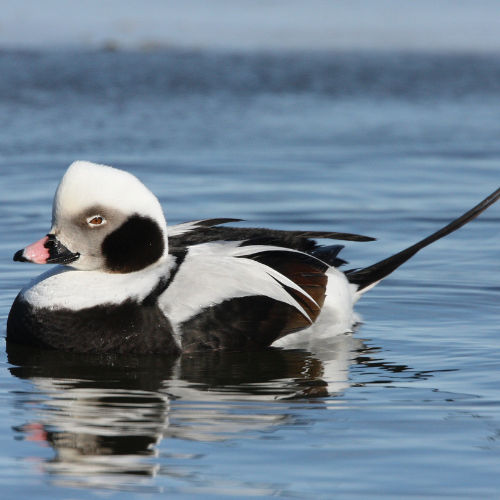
[7,161,500,354]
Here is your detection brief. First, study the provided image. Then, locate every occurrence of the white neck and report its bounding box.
[22,255,176,310]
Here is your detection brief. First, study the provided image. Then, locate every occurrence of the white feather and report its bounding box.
[168,218,241,237]
[159,242,320,333]
[54,161,168,248]
[168,219,208,237]
[21,256,176,310]
[272,267,358,348]
[187,241,320,305]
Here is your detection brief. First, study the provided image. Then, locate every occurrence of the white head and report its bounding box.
[15,161,169,273]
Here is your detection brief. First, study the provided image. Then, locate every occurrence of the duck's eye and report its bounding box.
[87,215,106,227]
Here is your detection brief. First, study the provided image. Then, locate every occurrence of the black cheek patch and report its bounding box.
[102,215,165,273]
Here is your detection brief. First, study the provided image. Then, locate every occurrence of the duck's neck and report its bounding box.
[22,254,177,311]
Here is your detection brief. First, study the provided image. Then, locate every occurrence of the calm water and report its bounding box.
[0,50,499,499]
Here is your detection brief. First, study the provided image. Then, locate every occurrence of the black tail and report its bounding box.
[346,187,500,292]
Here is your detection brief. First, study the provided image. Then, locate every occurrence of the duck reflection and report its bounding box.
[7,335,403,490]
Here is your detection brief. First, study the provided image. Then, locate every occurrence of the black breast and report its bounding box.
[7,294,179,355]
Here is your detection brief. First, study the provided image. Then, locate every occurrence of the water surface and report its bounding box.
[0,49,499,499]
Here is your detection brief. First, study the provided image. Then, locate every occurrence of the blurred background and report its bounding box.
[2,0,500,52]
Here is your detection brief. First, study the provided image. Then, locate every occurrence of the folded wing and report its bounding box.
[159,242,329,351]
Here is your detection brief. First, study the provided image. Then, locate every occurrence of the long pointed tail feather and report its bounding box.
[346,187,500,292]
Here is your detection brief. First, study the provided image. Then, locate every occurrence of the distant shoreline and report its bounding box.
[1,0,500,53]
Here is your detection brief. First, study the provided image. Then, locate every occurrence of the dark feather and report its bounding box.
[241,249,328,327]
[178,248,330,351]
[7,295,179,354]
[347,187,500,291]
[170,225,374,256]
[184,218,244,227]
[311,244,347,267]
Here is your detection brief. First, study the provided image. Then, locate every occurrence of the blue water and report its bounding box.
[1,50,500,499]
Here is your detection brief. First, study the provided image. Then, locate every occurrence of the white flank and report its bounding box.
[273,267,358,348]
[159,241,320,330]
[189,241,320,305]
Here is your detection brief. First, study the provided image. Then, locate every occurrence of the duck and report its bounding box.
[7,161,500,354]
